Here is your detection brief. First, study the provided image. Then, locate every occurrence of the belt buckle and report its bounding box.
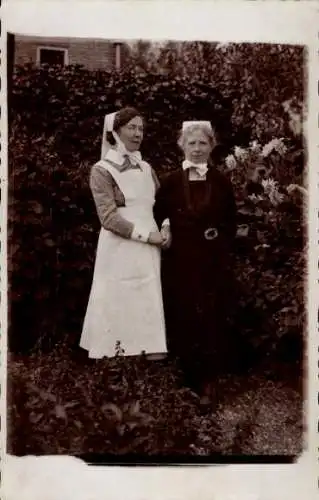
[204,227,218,240]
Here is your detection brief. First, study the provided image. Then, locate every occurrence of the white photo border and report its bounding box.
[1,1,318,499]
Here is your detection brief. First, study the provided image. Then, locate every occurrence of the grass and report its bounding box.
[7,340,303,460]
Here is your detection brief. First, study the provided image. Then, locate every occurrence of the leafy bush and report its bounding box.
[7,44,305,457]
[222,138,305,359]
[7,344,302,456]
[8,43,305,356]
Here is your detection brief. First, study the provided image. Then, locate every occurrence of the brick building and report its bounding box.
[14,34,130,70]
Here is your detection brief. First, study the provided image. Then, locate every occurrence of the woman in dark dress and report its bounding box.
[154,121,237,405]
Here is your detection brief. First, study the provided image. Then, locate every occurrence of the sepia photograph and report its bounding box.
[5,32,307,463]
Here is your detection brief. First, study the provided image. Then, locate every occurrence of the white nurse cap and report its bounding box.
[101,111,117,160]
[182,120,213,132]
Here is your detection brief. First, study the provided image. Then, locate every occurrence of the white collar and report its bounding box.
[182,159,208,176]
[104,147,142,166]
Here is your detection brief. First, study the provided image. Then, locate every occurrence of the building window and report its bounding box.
[36,46,68,66]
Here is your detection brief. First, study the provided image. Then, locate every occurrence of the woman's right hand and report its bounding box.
[148,230,163,246]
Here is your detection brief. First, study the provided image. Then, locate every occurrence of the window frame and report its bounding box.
[36,46,69,66]
[113,42,122,70]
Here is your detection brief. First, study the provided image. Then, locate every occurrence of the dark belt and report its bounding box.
[172,227,219,241]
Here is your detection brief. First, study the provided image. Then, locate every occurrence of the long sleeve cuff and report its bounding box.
[161,218,170,227]
[131,225,150,243]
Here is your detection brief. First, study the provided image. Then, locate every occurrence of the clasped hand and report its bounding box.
[148,226,172,249]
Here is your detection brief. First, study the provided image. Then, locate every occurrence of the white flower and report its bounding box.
[282,99,303,136]
[261,143,273,158]
[275,140,288,156]
[261,177,285,206]
[282,99,292,112]
[269,190,285,206]
[225,154,237,170]
[261,177,278,193]
[234,146,249,162]
[287,183,307,196]
[261,138,287,157]
[289,115,302,136]
[286,183,298,194]
[248,194,264,203]
[250,140,261,153]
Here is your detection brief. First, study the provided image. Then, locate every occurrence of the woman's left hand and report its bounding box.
[161,225,172,249]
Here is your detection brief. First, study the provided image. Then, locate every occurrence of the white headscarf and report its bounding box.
[100,112,116,160]
[101,111,142,165]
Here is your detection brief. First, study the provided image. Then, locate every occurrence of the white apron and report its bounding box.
[80,160,167,358]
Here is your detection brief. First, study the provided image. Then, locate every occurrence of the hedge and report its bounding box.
[8,42,305,355]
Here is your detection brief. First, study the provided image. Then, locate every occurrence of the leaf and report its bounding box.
[64,401,80,409]
[122,402,130,413]
[238,207,254,216]
[126,421,139,431]
[27,383,57,403]
[55,404,68,421]
[116,424,126,436]
[102,403,123,422]
[236,225,249,238]
[44,239,55,247]
[134,412,155,425]
[255,208,264,217]
[28,201,43,214]
[25,396,41,408]
[29,412,44,424]
[279,307,293,314]
[128,400,141,417]
[121,376,129,399]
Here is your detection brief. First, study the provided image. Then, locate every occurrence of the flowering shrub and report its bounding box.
[222,136,305,358]
[8,54,304,359]
[225,136,303,198]
[7,49,304,457]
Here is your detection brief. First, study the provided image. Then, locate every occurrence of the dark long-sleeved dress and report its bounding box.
[154,165,237,390]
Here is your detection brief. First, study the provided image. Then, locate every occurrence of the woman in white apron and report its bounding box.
[80,107,169,359]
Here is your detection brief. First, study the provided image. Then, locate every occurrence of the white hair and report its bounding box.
[177,123,217,150]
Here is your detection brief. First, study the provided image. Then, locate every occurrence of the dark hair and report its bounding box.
[106,107,143,146]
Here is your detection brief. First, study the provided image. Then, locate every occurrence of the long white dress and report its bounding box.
[80,158,167,358]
